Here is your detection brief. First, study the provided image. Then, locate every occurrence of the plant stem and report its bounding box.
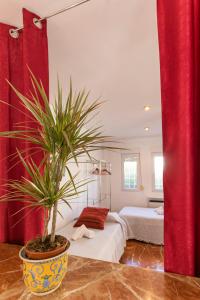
[50,202,58,243]
[42,210,48,243]
[50,153,63,244]
[42,208,51,242]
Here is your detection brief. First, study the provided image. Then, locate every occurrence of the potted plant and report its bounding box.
[0,71,118,296]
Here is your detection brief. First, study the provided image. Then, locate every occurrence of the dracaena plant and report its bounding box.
[0,71,118,244]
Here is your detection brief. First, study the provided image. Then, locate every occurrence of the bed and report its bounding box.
[119,206,164,245]
[56,213,127,263]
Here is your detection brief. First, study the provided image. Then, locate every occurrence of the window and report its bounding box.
[122,153,140,190]
[152,153,163,191]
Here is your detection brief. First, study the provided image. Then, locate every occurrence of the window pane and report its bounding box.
[154,156,163,190]
[124,161,137,189]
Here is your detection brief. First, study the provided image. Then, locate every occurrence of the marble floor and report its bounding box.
[120,240,164,271]
[1,243,200,299]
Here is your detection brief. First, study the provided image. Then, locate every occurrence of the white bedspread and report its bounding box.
[57,215,126,263]
[119,206,164,245]
[107,212,128,241]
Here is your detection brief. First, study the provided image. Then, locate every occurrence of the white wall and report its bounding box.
[48,150,105,232]
[103,136,163,212]
[48,0,161,138]
[51,135,163,232]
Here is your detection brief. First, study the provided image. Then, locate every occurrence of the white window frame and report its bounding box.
[121,153,141,191]
[152,152,163,192]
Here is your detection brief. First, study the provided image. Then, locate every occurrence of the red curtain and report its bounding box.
[0,9,49,244]
[157,0,200,276]
[0,24,11,242]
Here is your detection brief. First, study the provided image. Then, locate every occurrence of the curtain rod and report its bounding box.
[11,0,91,34]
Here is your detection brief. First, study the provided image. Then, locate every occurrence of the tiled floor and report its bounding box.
[120,239,164,271]
[1,243,200,299]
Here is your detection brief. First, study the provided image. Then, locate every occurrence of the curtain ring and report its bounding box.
[33,18,42,29]
[9,28,19,39]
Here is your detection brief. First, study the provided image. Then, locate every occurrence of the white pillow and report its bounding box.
[106,212,119,222]
[154,206,164,215]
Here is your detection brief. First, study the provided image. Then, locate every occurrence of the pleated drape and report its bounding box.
[0,9,49,244]
[157,0,200,276]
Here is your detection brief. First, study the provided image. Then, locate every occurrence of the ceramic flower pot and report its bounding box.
[19,246,69,296]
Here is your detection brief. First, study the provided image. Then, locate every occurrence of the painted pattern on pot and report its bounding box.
[19,247,68,295]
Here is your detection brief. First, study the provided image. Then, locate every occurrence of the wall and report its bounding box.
[103,136,163,212]
[48,150,105,232]
[49,135,163,231]
[48,0,161,138]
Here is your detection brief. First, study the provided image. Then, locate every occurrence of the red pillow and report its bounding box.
[74,207,109,230]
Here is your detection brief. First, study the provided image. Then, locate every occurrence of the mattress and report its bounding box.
[119,206,164,245]
[57,219,126,263]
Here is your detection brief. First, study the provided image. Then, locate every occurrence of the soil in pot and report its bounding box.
[25,235,70,260]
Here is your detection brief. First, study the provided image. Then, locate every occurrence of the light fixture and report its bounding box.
[144,127,150,131]
[144,105,151,111]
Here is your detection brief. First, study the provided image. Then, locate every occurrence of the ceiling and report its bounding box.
[0,0,162,139]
